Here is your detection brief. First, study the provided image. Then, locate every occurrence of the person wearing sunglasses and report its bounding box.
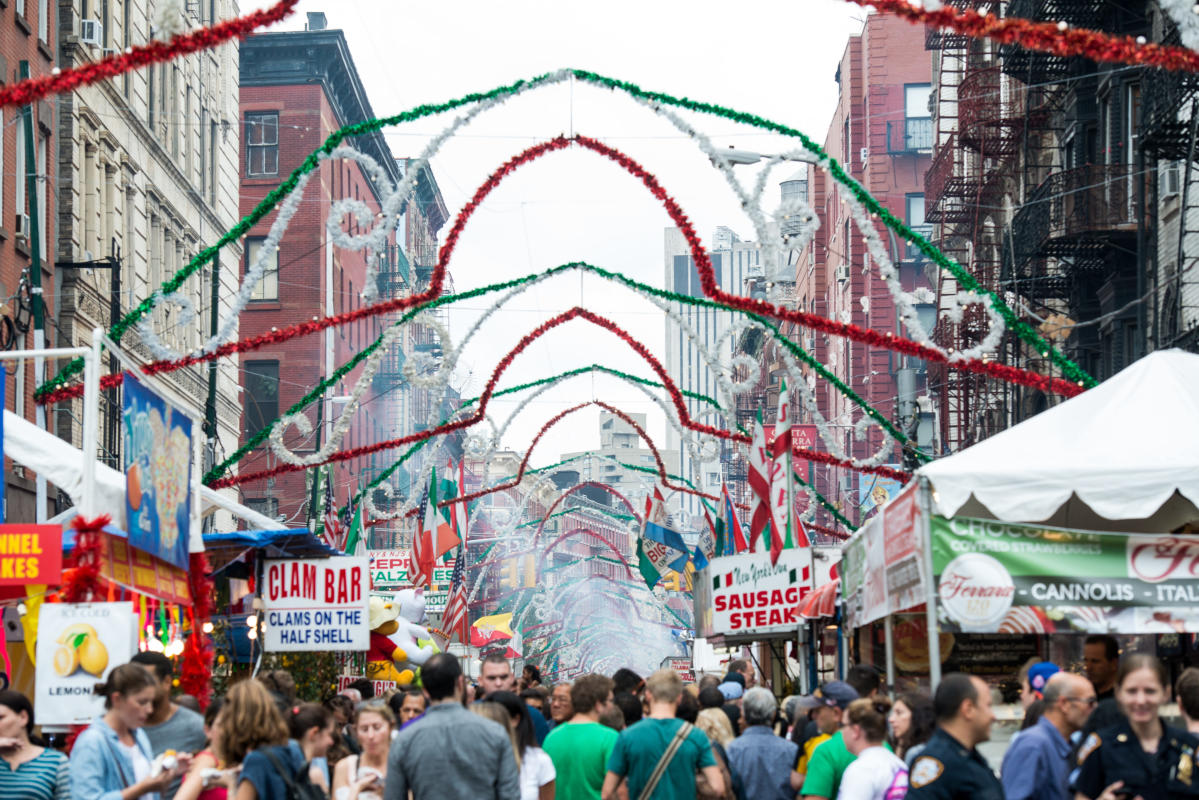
[1001,672,1095,800]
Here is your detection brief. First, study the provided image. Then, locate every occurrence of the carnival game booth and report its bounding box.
[840,349,1199,691]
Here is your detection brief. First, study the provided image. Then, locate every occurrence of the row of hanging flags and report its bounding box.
[636,380,810,591]
[314,460,471,644]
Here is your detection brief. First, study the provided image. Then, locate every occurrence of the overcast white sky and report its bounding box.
[245,0,867,467]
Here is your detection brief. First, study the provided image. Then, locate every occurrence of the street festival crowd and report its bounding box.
[1,635,1198,799]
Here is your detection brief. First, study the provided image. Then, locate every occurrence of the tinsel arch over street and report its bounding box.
[40,0,1199,677]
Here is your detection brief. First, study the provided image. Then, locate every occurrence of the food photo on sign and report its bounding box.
[122,373,192,571]
[34,602,137,725]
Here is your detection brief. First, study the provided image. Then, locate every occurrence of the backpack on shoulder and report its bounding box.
[262,750,326,800]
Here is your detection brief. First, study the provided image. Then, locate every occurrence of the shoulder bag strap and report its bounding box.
[262,749,300,799]
[637,722,693,800]
[99,735,134,789]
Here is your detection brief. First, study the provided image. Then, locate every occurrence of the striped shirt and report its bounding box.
[0,749,70,800]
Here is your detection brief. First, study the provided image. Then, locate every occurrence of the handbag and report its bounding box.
[637,722,694,800]
[696,743,735,800]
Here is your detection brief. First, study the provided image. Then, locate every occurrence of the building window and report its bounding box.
[246,237,278,300]
[905,193,930,258]
[245,496,278,519]
[244,360,279,436]
[245,112,279,177]
[902,84,933,151]
[38,0,48,42]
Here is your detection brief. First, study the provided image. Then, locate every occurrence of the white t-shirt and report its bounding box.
[119,741,152,783]
[519,747,555,800]
[837,745,908,800]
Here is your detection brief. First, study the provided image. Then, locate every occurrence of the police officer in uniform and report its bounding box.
[907,673,1004,800]
[1075,654,1199,800]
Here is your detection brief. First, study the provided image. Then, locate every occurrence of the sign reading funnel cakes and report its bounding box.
[938,552,1015,631]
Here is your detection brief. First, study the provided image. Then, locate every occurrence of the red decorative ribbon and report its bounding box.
[62,515,108,603]
[39,134,1080,407]
[863,0,1199,73]
[180,552,215,709]
[210,308,913,490]
[0,1,298,108]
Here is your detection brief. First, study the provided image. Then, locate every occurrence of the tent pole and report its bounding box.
[884,614,895,698]
[80,327,103,518]
[919,475,941,689]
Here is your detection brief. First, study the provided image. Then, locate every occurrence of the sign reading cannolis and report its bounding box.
[932,517,1199,634]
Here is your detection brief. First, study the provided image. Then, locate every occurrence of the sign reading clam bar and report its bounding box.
[263,557,370,651]
[932,517,1199,634]
[699,548,813,638]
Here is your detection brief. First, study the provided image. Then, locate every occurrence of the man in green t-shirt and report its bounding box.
[602,668,723,800]
[795,680,860,800]
[544,673,618,799]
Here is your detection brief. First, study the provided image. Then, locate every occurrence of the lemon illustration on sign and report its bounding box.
[52,623,109,677]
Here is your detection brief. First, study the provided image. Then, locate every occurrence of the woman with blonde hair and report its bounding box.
[332,701,396,800]
[696,707,742,799]
[470,702,521,771]
[220,680,302,800]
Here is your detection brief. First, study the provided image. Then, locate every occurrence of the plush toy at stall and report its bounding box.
[366,588,439,686]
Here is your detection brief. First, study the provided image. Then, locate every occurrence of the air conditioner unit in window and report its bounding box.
[835,264,851,282]
[15,213,30,239]
[79,19,103,46]
[860,147,869,164]
[1165,162,1182,196]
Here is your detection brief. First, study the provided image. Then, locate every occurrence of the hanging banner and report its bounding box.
[694,547,812,639]
[368,550,455,589]
[933,517,1199,634]
[100,533,190,605]
[883,482,925,614]
[263,557,370,651]
[122,373,192,569]
[0,524,61,585]
[35,602,137,725]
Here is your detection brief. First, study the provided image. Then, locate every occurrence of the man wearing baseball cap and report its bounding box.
[795,681,861,799]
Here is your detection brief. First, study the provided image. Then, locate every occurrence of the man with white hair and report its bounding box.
[726,687,800,800]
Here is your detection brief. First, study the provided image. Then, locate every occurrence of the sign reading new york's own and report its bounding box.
[697,548,813,637]
[933,517,1199,634]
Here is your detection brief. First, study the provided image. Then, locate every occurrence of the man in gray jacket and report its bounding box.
[385,652,520,800]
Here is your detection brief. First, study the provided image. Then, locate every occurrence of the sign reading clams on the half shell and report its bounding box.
[932,516,1199,634]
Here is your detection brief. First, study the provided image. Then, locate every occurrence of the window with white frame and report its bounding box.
[245,112,279,177]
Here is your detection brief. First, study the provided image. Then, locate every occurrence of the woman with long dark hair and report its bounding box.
[1075,654,1199,800]
[72,664,188,800]
[887,690,935,766]
[0,690,69,800]
[486,692,555,800]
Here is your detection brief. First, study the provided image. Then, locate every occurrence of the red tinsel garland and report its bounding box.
[210,307,913,491]
[863,0,1199,73]
[62,515,108,602]
[0,1,297,108]
[38,134,1082,407]
[179,552,215,709]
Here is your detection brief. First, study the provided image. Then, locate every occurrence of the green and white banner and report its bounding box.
[932,517,1199,634]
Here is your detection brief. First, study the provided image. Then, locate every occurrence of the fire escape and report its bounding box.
[1140,19,1199,351]
[1003,0,1147,381]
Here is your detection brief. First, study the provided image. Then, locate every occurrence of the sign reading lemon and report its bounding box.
[36,602,136,725]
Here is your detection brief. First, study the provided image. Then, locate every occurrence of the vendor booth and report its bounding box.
[840,349,1199,691]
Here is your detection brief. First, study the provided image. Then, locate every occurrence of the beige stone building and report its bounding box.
[52,0,242,521]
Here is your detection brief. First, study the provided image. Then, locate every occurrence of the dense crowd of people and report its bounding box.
[1,634,1198,799]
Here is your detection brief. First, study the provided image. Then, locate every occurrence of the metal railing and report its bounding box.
[887,118,933,154]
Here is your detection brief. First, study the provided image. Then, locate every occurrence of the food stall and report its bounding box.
[840,349,1199,691]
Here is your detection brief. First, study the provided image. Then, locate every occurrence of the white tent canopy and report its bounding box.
[3,409,282,536]
[918,349,1199,532]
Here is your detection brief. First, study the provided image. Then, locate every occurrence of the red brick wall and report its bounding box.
[238,84,396,523]
[1,2,56,521]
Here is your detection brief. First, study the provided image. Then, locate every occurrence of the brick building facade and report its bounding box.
[797,14,934,528]
[0,0,55,522]
[238,23,401,526]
